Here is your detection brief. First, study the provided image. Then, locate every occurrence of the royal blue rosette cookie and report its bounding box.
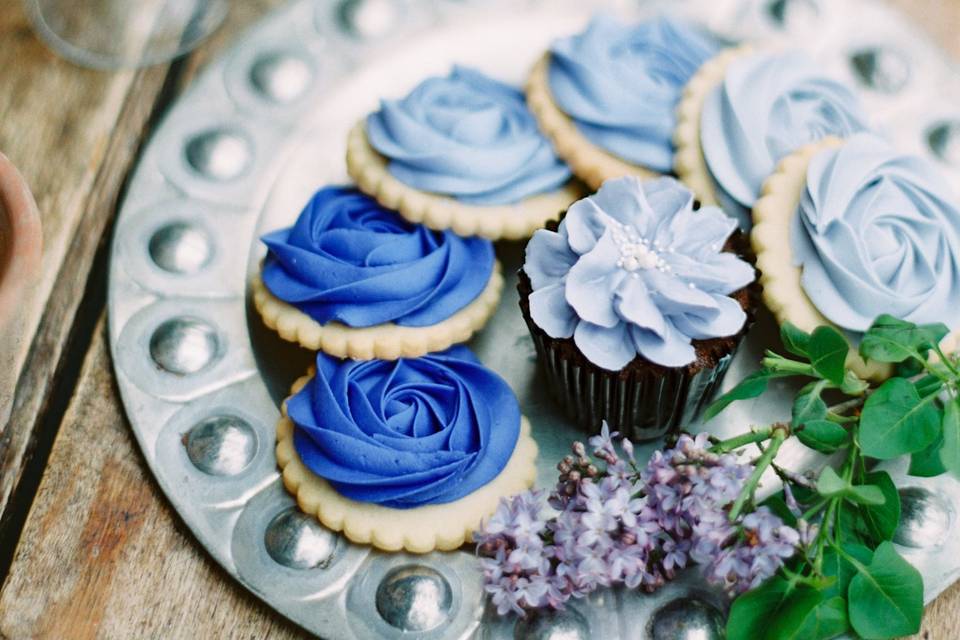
[253,186,503,359]
[526,14,721,191]
[345,66,581,240]
[275,346,537,553]
[753,132,960,380]
[675,47,869,225]
[518,176,759,440]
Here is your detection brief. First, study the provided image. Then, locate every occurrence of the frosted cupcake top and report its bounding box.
[287,346,521,508]
[793,133,960,333]
[524,176,755,370]
[262,186,494,328]
[365,66,571,205]
[549,15,720,173]
[701,50,869,208]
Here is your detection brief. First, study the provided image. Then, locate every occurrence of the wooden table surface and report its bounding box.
[0,1,958,638]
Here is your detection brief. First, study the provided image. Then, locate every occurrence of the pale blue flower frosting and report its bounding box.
[262,186,494,328]
[365,66,571,205]
[524,176,755,370]
[549,15,720,173]
[792,133,960,333]
[288,346,521,508]
[701,50,869,208]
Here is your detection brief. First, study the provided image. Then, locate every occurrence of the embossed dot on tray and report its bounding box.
[184,415,257,476]
[927,120,960,165]
[264,507,338,569]
[149,317,221,376]
[336,0,398,39]
[184,129,252,181]
[375,565,453,632]
[648,597,725,640]
[850,47,910,93]
[766,0,819,28]
[895,486,953,549]
[250,52,313,104]
[148,222,213,274]
[514,606,589,640]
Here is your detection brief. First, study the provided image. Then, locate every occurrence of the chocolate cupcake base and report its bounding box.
[518,269,758,442]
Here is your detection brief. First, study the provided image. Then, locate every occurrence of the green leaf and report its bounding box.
[793,383,828,428]
[859,314,949,364]
[727,577,793,640]
[781,322,812,358]
[816,467,886,505]
[704,369,793,421]
[816,466,847,498]
[808,326,849,385]
[940,399,960,479]
[840,370,869,396]
[823,544,873,600]
[860,471,901,542]
[797,420,849,454]
[847,541,923,639]
[859,378,942,460]
[770,591,849,640]
[908,432,947,478]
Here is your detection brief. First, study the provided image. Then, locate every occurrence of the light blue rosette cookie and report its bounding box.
[675,47,869,226]
[526,14,720,191]
[346,66,580,240]
[753,132,960,379]
[518,176,758,440]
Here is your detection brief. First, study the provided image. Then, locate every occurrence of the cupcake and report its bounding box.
[754,132,960,380]
[526,15,720,191]
[253,186,503,359]
[519,176,758,440]
[346,66,581,241]
[276,346,538,553]
[675,48,869,226]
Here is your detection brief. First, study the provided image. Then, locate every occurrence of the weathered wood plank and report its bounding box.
[0,2,174,538]
[0,319,305,639]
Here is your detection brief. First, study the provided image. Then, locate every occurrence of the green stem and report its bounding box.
[763,356,817,377]
[728,426,789,522]
[826,411,858,424]
[933,343,960,377]
[709,425,775,454]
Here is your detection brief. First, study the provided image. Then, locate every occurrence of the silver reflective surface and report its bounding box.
[250,52,313,103]
[850,47,910,93]
[185,415,258,476]
[895,487,953,550]
[264,507,339,569]
[108,1,960,638]
[336,0,398,39]
[148,317,220,376]
[648,597,725,640]
[148,221,213,274]
[928,120,960,165]
[375,565,454,632]
[185,129,252,181]
[513,607,590,640]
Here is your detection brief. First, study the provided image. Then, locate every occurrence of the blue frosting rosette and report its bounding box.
[791,133,960,334]
[700,50,869,209]
[261,186,495,328]
[548,15,720,174]
[365,66,571,205]
[286,346,521,508]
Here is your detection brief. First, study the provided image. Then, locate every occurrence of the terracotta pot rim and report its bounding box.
[0,152,42,319]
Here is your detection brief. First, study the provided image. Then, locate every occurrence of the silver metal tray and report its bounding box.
[107,1,960,638]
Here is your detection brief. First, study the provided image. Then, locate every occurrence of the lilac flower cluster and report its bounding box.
[475,425,801,616]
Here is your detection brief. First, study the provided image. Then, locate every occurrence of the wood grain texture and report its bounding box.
[1,0,960,638]
[0,319,306,640]
[0,1,173,533]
